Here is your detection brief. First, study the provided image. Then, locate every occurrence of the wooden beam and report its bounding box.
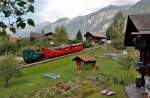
[131,31,150,35]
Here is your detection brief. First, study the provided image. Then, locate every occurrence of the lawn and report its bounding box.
[0,48,138,98]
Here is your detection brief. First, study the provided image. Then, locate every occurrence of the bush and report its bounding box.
[118,56,136,70]
[0,55,21,88]
[14,68,22,78]
[82,41,93,48]
[16,38,31,48]
[111,39,126,50]
[75,81,97,97]
[68,39,80,44]
[0,41,18,55]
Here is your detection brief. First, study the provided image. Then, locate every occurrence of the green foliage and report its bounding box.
[82,41,93,48]
[54,25,69,45]
[31,37,49,49]
[0,40,18,55]
[27,19,35,26]
[0,55,21,88]
[118,56,136,70]
[68,39,79,44]
[76,30,83,42]
[111,37,125,50]
[0,48,136,98]
[16,38,31,48]
[0,0,35,35]
[106,11,126,50]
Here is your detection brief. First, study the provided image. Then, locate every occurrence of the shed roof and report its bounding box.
[72,56,96,62]
[84,32,106,38]
[124,14,150,46]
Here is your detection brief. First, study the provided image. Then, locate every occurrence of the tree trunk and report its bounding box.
[4,79,9,88]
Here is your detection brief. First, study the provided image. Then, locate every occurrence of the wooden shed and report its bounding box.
[124,14,150,89]
[84,32,106,46]
[72,56,96,71]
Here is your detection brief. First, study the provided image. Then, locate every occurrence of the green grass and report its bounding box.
[0,48,138,98]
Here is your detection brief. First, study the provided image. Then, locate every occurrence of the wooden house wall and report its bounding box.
[85,34,105,45]
[74,59,96,71]
[75,59,83,70]
[84,62,96,68]
[124,17,138,46]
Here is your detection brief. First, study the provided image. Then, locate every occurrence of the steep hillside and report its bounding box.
[127,0,150,15]
[15,5,131,39]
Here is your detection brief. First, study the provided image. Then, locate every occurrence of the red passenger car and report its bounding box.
[43,43,84,58]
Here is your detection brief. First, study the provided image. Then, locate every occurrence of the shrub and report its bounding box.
[111,39,126,50]
[0,41,18,55]
[82,41,93,48]
[118,56,136,70]
[74,81,97,97]
[14,68,22,78]
[0,55,21,88]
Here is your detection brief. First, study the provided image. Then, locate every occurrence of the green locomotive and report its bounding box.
[23,49,43,63]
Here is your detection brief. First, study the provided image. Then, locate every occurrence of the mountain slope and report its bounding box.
[126,0,150,15]
[16,5,131,39]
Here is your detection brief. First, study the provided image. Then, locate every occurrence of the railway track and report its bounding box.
[18,47,97,68]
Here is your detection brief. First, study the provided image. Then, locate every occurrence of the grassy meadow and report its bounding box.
[0,48,138,98]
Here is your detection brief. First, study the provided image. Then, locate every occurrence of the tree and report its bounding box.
[31,37,49,49]
[76,30,83,42]
[16,38,31,48]
[106,11,126,50]
[118,56,135,70]
[0,55,20,88]
[0,39,18,55]
[0,0,35,36]
[54,25,69,45]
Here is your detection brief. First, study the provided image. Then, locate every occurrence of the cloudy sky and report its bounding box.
[33,0,140,23]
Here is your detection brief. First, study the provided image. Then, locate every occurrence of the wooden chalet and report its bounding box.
[45,32,54,40]
[6,35,19,43]
[84,32,106,46]
[124,14,150,98]
[30,32,43,41]
[72,56,96,71]
[30,32,55,45]
[45,32,55,45]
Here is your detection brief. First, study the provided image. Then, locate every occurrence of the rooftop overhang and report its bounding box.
[124,14,150,47]
[131,31,150,35]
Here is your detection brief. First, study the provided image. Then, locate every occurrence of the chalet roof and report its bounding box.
[124,14,150,46]
[84,32,106,38]
[129,14,150,31]
[72,56,96,62]
[30,32,43,38]
[45,32,54,36]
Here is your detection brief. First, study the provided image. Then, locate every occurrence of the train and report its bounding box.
[23,43,84,63]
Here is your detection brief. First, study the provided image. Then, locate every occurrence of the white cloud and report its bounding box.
[37,0,140,22]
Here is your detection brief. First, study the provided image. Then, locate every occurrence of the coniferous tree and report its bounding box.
[76,30,83,42]
[54,25,69,45]
[106,11,126,50]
